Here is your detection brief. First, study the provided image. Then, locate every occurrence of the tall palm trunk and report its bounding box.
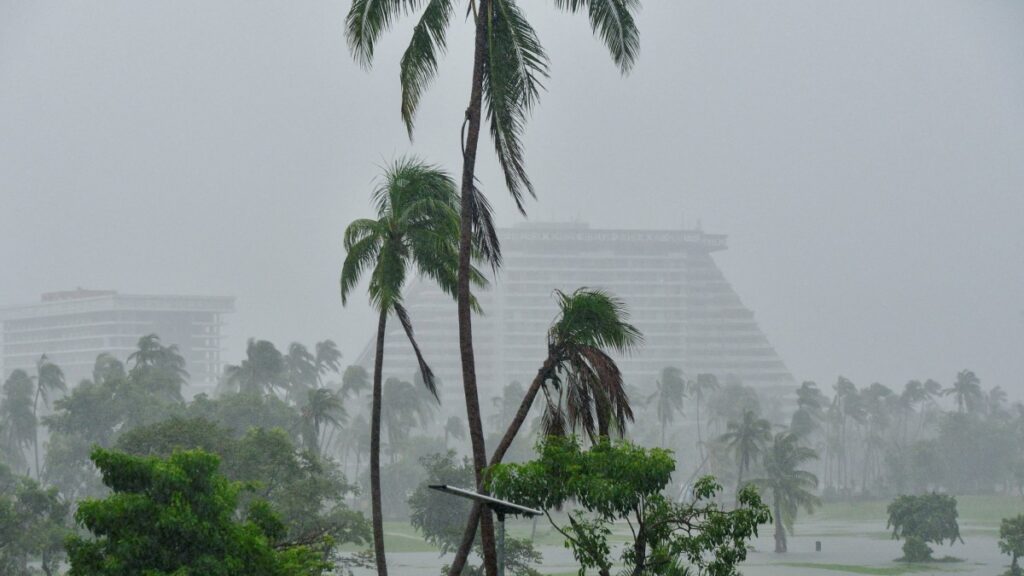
[773,497,786,553]
[371,310,389,576]
[449,355,557,575]
[32,388,42,480]
[452,2,498,574]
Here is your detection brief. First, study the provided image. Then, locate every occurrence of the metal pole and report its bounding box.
[497,511,505,576]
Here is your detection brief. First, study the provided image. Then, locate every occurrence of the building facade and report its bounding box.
[1,289,234,393]
[357,223,794,416]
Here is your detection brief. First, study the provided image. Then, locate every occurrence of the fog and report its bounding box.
[3,1,1022,391]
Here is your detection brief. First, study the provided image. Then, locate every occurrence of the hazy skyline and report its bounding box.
[2,1,1022,393]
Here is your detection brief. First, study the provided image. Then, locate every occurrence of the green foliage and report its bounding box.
[490,437,770,575]
[66,448,329,576]
[1,370,36,474]
[887,493,963,561]
[0,462,71,575]
[1000,515,1024,575]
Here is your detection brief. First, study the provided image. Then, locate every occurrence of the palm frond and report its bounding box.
[467,183,502,270]
[393,302,439,401]
[346,0,416,68]
[553,0,640,74]
[340,232,383,305]
[483,0,549,212]
[400,0,455,136]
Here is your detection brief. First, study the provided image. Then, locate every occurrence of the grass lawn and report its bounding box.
[810,494,1024,528]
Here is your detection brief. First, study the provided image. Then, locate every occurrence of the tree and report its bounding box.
[0,462,71,576]
[340,365,370,399]
[649,366,685,448]
[886,493,963,561]
[444,416,466,449]
[381,377,434,461]
[224,339,287,396]
[285,343,319,402]
[66,448,330,576]
[751,431,820,553]
[445,288,641,573]
[490,437,770,576]
[127,334,189,402]
[689,373,719,460]
[340,157,472,576]
[301,388,347,456]
[313,340,343,386]
[944,369,982,414]
[32,355,66,480]
[1,370,36,474]
[1000,515,1024,576]
[719,410,771,497]
[345,2,642,573]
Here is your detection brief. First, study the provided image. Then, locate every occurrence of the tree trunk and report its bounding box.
[448,355,556,575]
[371,310,389,576]
[452,1,498,574]
[773,498,786,553]
[33,387,42,480]
[629,526,647,576]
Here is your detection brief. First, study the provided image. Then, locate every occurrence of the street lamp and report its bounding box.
[428,484,543,576]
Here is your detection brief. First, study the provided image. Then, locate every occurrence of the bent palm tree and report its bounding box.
[314,340,343,386]
[448,288,641,572]
[689,373,719,460]
[1,370,37,474]
[223,339,286,396]
[444,415,466,449]
[302,387,347,456]
[752,431,821,553]
[649,366,685,448]
[340,157,478,576]
[345,4,641,573]
[719,409,771,497]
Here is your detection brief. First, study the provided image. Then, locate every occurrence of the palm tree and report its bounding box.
[447,288,641,573]
[718,409,771,497]
[302,388,347,456]
[223,339,286,396]
[345,4,642,573]
[128,334,189,401]
[752,431,821,553]
[444,415,466,450]
[944,369,982,414]
[314,340,344,386]
[648,367,685,448]
[1,370,36,474]
[341,365,370,399]
[285,342,319,403]
[339,157,474,576]
[689,373,719,460]
[380,377,436,462]
[92,353,126,385]
[32,355,66,479]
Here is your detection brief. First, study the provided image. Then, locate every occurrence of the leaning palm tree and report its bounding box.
[341,365,370,399]
[128,334,189,401]
[649,367,685,448]
[444,415,466,450]
[446,287,641,572]
[32,355,66,480]
[345,4,642,573]
[285,342,319,402]
[223,339,286,396]
[314,340,344,386]
[718,409,771,497]
[944,369,982,414]
[340,157,477,576]
[1,370,37,474]
[752,431,821,553]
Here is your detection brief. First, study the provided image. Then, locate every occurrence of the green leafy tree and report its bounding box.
[0,462,71,576]
[886,493,963,561]
[340,157,475,575]
[66,448,330,576]
[718,410,771,497]
[1,370,36,474]
[345,1,642,572]
[649,366,686,448]
[490,437,770,576]
[750,431,820,553]
[1000,515,1024,576]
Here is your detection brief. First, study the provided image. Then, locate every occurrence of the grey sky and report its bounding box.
[2,1,1022,393]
